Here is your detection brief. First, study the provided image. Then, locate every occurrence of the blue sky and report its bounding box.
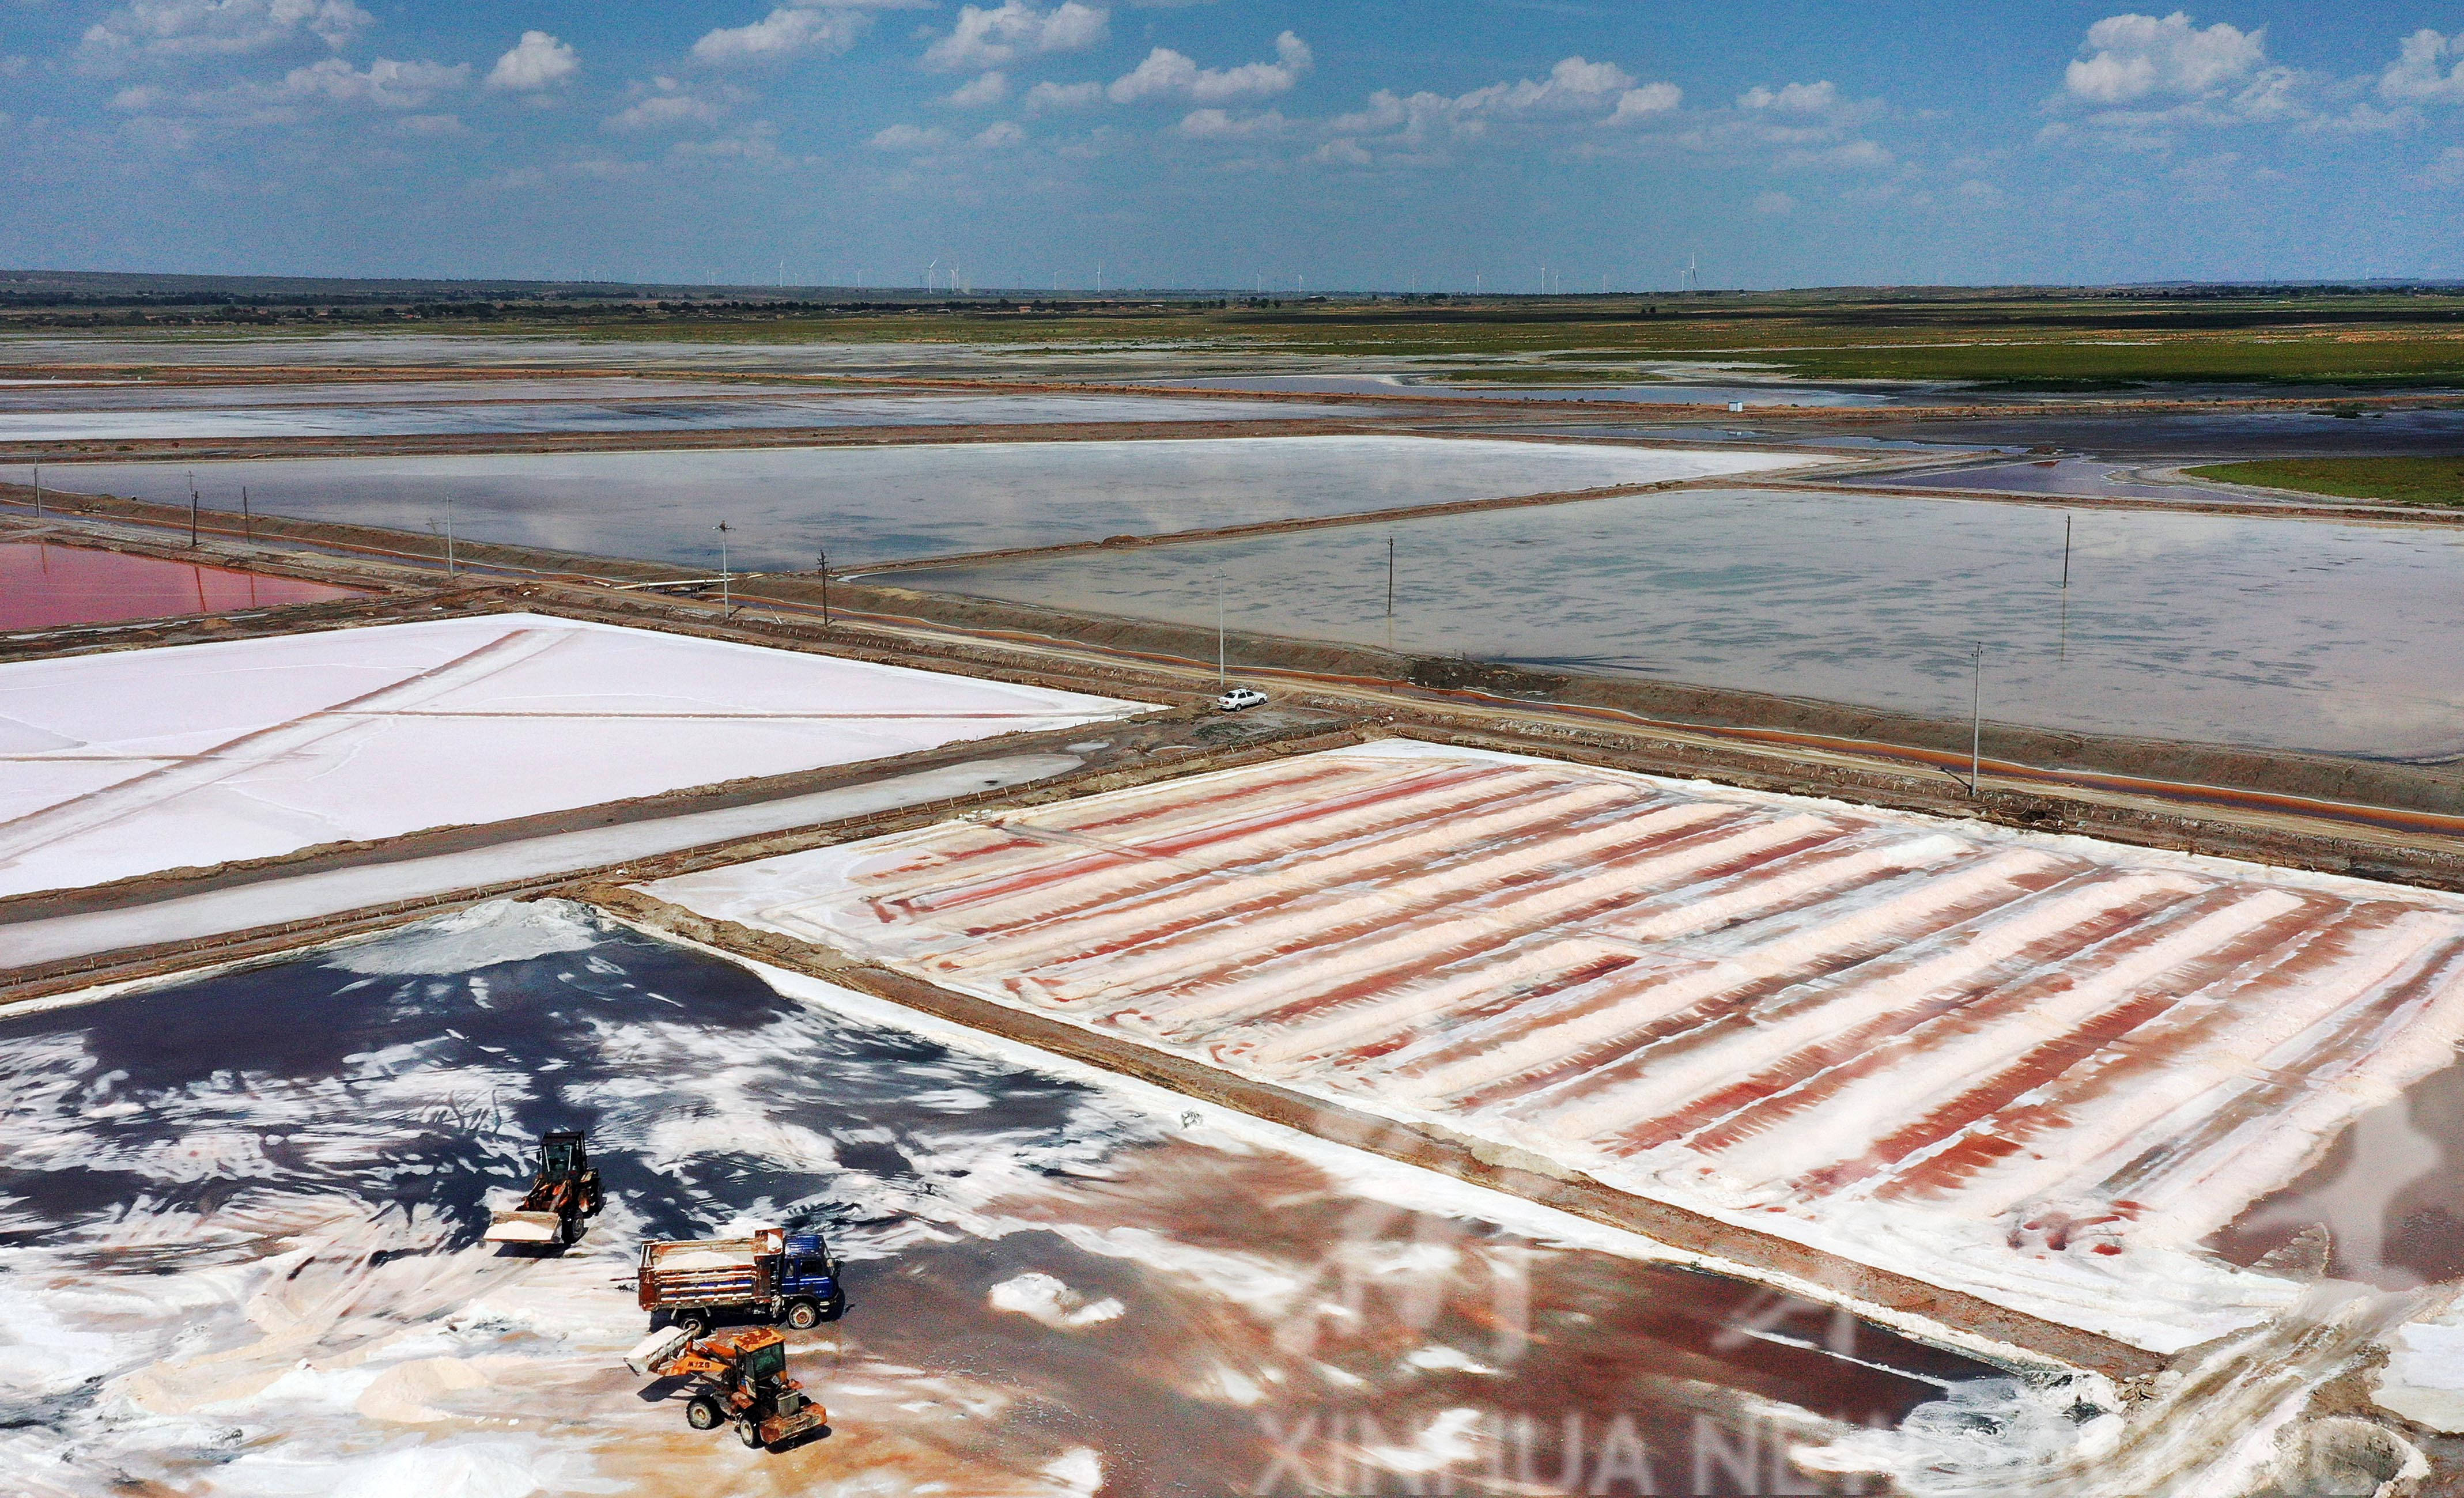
[4,2,2463,291]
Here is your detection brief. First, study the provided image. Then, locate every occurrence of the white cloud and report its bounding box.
[1751,190,1793,215]
[107,50,469,123]
[80,0,373,69]
[1608,82,1680,122]
[1739,80,1839,113]
[945,70,1008,106]
[487,31,576,91]
[2050,11,2311,141]
[923,1,1106,72]
[2383,29,2464,105]
[392,111,465,137]
[2064,12,2265,103]
[974,119,1024,147]
[1107,31,1309,104]
[1177,107,1286,138]
[1314,137,1371,166]
[277,55,467,108]
[605,76,737,131]
[692,6,870,64]
[1025,78,1102,111]
[871,121,949,149]
[1328,56,1675,157]
[1453,55,1631,115]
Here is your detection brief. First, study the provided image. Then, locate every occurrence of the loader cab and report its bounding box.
[541,1130,587,1179]
[738,1338,787,1384]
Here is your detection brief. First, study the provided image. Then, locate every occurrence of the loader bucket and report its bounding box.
[625,1326,691,1377]
[485,1209,562,1244]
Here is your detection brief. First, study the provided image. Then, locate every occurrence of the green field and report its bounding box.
[2182,457,2464,506]
[11,275,2464,388]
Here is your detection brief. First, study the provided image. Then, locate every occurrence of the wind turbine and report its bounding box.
[925,258,939,292]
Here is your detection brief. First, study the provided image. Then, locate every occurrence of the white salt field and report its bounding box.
[0,391,1361,442]
[0,613,1142,899]
[895,487,2464,759]
[639,738,2464,1354]
[47,437,1817,569]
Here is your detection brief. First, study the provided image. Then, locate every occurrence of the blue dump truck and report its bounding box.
[634,1226,846,1332]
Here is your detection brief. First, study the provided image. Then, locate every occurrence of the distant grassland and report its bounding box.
[2182,457,2464,506]
[15,285,2464,388]
[534,300,2464,387]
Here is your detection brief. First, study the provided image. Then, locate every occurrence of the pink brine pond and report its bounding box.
[0,540,361,629]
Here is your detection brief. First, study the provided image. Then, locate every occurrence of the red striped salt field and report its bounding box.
[644,742,2464,1352]
[0,540,360,629]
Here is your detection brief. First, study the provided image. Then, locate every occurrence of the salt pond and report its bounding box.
[895,486,2464,758]
[46,437,1816,569]
[1127,373,1893,407]
[0,899,2000,1495]
[0,391,1361,443]
[0,612,1142,898]
[0,540,360,629]
[645,739,2464,1352]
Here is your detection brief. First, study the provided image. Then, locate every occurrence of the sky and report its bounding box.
[3,2,2464,292]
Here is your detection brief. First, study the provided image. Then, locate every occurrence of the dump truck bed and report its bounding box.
[637,1234,777,1311]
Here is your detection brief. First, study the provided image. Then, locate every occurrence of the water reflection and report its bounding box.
[47,437,1794,569]
[905,486,2464,758]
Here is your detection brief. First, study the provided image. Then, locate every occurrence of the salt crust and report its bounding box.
[0,612,1146,899]
[641,739,2464,1355]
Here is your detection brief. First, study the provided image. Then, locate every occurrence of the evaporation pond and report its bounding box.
[0,540,361,629]
[0,391,1366,442]
[899,485,2464,758]
[0,898,1993,1495]
[47,437,1815,568]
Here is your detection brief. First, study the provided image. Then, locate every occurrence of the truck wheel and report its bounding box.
[560,1214,583,1246]
[784,1300,821,1330]
[675,1311,711,1337]
[685,1396,723,1431]
[819,1289,847,1322]
[737,1420,766,1450]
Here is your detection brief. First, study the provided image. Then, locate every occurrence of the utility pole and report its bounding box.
[1217,584,1227,685]
[30,464,38,521]
[1386,536,1395,617]
[716,520,733,617]
[2059,513,2072,661]
[445,503,455,575]
[187,471,199,547]
[241,486,250,543]
[1968,642,1985,797]
[817,548,829,627]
